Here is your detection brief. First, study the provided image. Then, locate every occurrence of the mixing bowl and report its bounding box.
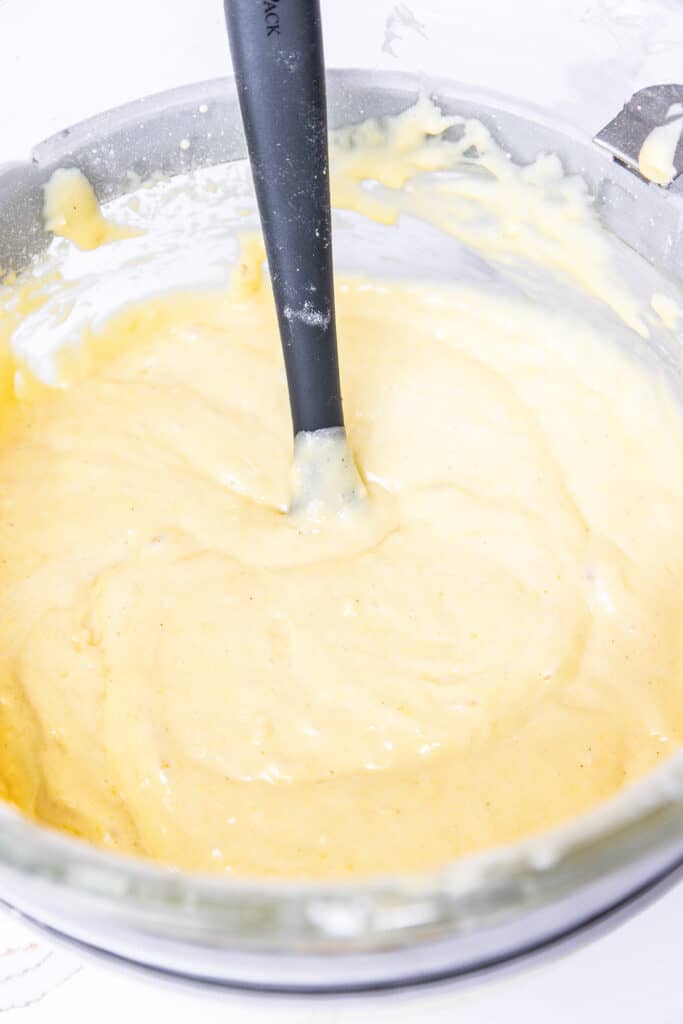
[1,69,683,996]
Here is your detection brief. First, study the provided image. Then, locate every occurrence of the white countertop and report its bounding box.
[1,0,682,1018]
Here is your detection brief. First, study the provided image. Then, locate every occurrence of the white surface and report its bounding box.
[1,0,683,159]
[1,0,683,1018]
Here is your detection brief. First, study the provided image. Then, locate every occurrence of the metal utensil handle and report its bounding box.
[224,0,344,435]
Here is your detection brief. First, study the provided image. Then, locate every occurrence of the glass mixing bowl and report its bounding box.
[2,0,683,1000]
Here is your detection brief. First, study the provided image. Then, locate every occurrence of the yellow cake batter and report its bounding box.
[1,102,683,878]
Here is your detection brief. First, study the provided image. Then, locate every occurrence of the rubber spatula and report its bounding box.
[224,0,360,515]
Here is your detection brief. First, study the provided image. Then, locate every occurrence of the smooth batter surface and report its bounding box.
[2,103,683,878]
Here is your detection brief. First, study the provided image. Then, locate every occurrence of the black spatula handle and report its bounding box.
[224,0,344,436]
